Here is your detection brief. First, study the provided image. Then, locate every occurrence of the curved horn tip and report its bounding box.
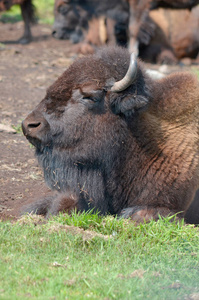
[111,52,138,93]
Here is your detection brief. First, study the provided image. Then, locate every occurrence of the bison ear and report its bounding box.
[111,94,149,117]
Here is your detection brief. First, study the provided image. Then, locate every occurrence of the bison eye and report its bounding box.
[82,90,105,103]
[82,96,99,103]
[58,4,70,15]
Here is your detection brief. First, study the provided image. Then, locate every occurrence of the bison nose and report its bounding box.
[52,30,57,37]
[22,112,50,140]
[52,29,63,40]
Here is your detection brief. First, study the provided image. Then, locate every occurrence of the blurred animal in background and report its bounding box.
[52,0,87,43]
[139,6,199,64]
[53,0,199,64]
[0,0,36,44]
[123,0,199,54]
[52,0,129,54]
[128,0,199,63]
[21,46,199,223]
[150,0,199,9]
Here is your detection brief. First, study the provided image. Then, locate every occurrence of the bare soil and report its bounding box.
[0,21,199,222]
[0,22,79,220]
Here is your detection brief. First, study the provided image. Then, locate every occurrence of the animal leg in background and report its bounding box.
[19,0,35,44]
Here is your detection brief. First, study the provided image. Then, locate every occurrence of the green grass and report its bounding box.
[12,123,22,134]
[0,212,199,299]
[192,68,199,79]
[34,0,54,24]
[0,0,54,25]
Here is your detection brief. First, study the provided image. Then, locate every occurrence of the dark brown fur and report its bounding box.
[0,0,35,44]
[52,0,199,63]
[147,7,199,61]
[21,46,199,223]
[150,0,199,9]
[52,0,129,50]
[128,0,199,63]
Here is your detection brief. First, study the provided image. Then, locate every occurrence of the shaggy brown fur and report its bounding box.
[52,0,199,63]
[128,0,199,63]
[0,0,35,44]
[21,46,199,223]
[147,7,199,61]
[52,0,129,50]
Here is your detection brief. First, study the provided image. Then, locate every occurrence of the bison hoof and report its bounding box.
[119,206,181,223]
[18,36,32,45]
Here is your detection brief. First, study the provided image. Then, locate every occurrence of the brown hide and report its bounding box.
[53,0,199,62]
[77,17,109,54]
[149,7,199,59]
[21,47,199,223]
[128,0,199,62]
[52,0,129,51]
[77,17,118,54]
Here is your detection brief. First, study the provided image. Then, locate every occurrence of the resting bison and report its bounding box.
[52,0,129,52]
[22,46,199,222]
[0,0,35,44]
[128,1,199,62]
[52,0,199,63]
[141,6,199,63]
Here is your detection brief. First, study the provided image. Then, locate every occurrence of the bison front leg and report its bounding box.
[21,192,78,218]
[119,206,182,223]
[46,193,78,218]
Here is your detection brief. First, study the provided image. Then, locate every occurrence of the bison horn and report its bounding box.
[111,53,137,92]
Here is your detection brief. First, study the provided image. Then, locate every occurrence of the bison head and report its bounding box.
[52,0,88,42]
[22,47,150,214]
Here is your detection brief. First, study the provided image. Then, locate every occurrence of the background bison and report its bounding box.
[22,46,199,223]
[128,0,199,63]
[0,0,35,43]
[52,0,129,53]
[52,0,199,63]
[138,6,199,64]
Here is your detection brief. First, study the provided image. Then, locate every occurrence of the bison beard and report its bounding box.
[21,46,199,223]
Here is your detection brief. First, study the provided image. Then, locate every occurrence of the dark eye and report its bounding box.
[82,96,98,102]
[58,4,70,15]
[82,90,105,103]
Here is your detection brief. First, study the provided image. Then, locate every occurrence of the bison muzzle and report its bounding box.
[22,46,199,223]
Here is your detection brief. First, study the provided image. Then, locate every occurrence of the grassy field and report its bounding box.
[0,0,54,24]
[0,212,199,299]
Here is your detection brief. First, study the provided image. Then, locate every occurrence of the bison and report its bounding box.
[137,6,199,64]
[52,0,129,52]
[52,0,199,63]
[128,0,199,62]
[0,0,35,44]
[22,46,199,223]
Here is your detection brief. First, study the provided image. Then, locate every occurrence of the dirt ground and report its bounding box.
[0,21,199,222]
